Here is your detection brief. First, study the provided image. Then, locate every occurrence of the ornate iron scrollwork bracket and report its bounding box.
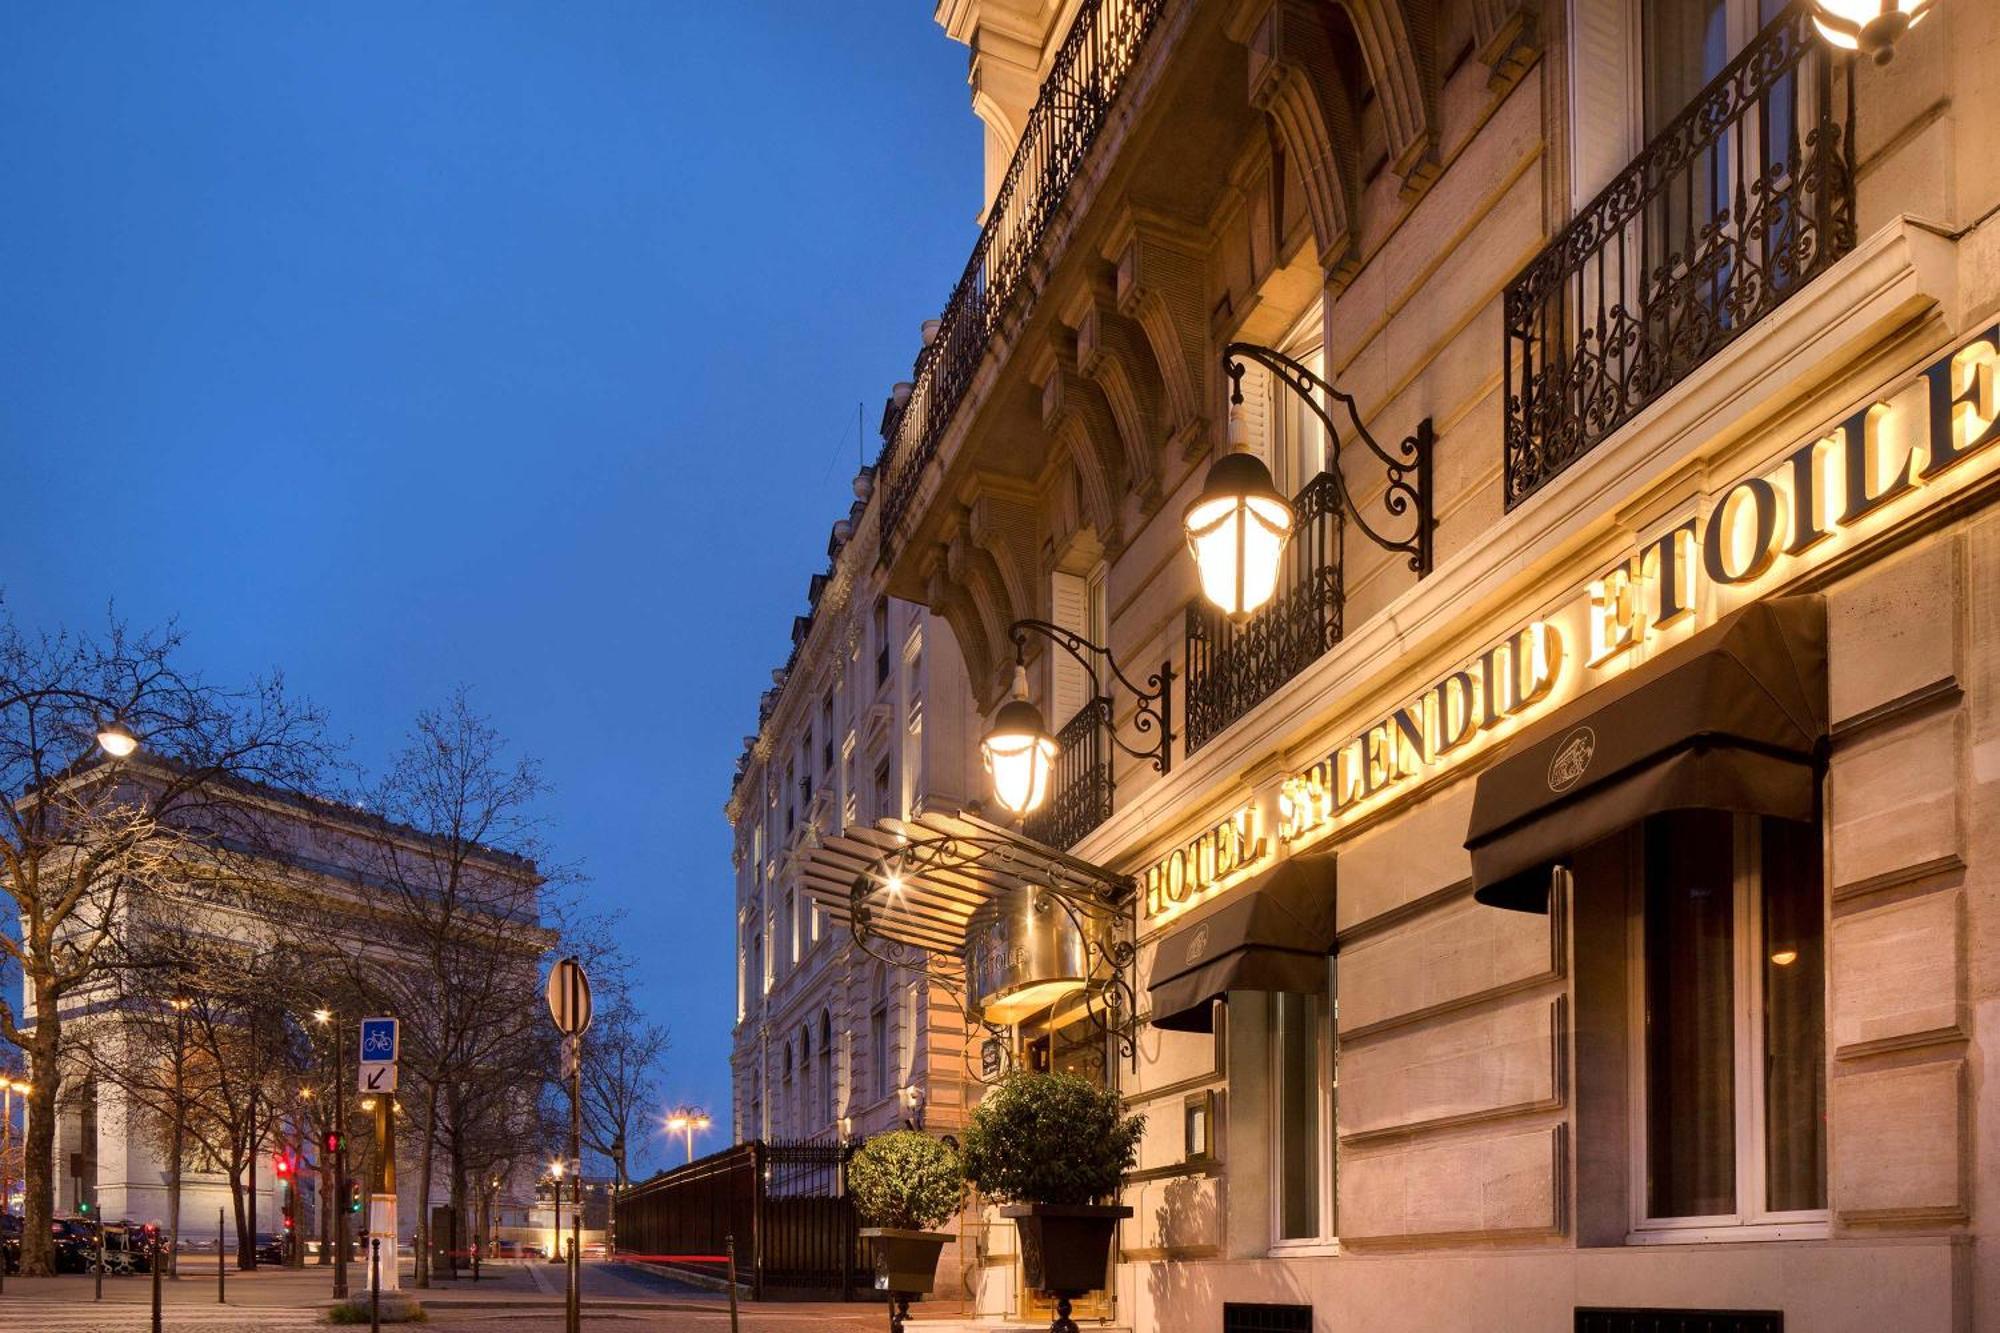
[1008,618,1173,776]
[1223,341,1435,577]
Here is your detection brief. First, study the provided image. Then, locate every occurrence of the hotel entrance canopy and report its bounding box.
[796,807,1134,956]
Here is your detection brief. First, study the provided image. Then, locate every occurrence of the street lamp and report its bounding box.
[1183,395,1294,622]
[979,665,1056,818]
[664,1109,711,1165]
[1189,344,1434,626]
[95,718,139,759]
[1809,0,1933,62]
[978,620,1173,820]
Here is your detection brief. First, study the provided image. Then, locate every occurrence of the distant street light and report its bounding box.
[664,1108,711,1165]
[95,718,139,759]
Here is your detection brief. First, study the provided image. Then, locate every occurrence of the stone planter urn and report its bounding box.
[860,1226,952,1332]
[1001,1202,1133,1331]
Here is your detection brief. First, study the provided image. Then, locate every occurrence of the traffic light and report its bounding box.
[324,1130,341,1156]
[273,1151,293,1181]
[77,1200,91,1215]
[347,1179,363,1214]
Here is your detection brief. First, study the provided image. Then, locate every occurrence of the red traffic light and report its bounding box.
[324,1131,341,1155]
[273,1152,293,1178]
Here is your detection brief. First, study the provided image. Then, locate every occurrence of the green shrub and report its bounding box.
[848,1130,964,1232]
[960,1071,1144,1206]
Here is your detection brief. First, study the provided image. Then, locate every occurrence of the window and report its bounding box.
[1270,966,1337,1244]
[1269,312,1327,499]
[799,1026,814,1132]
[819,1011,835,1126]
[786,888,799,967]
[873,598,891,688]
[1631,811,1825,1233]
[873,758,894,822]
[869,968,889,1102]
[782,1045,794,1135]
[821,692,835,772]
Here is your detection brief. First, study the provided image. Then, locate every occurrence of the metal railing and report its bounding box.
[878,0,1167,546]
[1502,4,1854,509]
[1025,696,1114,849]
[1184,471,1345,753]
[615,1139,858,1299]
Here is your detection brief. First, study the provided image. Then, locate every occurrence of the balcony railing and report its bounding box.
[1024,696,1115,850]
[1184,471,1346,753]
[878,0,1167,546]
[1502,4,1855,509]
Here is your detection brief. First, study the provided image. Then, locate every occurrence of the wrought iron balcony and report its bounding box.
[1184,471,1346,753]
[1502,4,1855,509]
[877,0,1167,547]
[1024,696,1115,850]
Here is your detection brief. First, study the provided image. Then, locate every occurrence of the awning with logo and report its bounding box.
[794,807,1132,955]
[1146,851,1338,1033]
[1465,595,1827,913]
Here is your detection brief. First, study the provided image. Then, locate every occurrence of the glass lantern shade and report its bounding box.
[95,719,138,758]
[981,695,1057,817]
[1809,0,1932,60]
[1184,450,1294,621]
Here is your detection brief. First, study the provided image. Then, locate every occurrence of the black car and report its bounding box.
[253,1232,290,1266]
[49,1217,94,1273]
[0,1215,19,1274]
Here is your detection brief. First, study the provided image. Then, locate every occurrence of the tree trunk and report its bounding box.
[413,1081,439,1288]
[230,1161,251,1269]
[18,1021,61,1277]
[166,1076,184,1278]
[448,1151,468,1278]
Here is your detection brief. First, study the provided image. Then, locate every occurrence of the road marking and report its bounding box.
[0,1303,324,1329]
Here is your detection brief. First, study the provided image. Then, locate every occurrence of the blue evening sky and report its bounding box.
[1,3,978,1174]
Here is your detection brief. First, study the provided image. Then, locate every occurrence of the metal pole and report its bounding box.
[170,1006,185,1279]
[370,1238,381,1333]
[94,1217,104,1300]
[246,1085,258,1271]
[334,1018,348,1299]
[218,1207,225,1303]
[568,1030,582,1333]
[726,1232,740,1333]
[1,1084,8,1298]
[151,1230,162,1333]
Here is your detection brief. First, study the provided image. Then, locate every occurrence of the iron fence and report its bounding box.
[1025,696,1115,849]
[877,0,1166,546]
[615,1139,859,1300]
[1502,3,1854,509]
[1184,471,1345,753]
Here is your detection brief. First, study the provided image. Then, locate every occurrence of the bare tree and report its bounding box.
[579,997,669,1192]
[0,611,327,1274]
[306,690,552,1287]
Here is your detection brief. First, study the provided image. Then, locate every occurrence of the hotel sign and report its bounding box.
[1142,322,2000,921]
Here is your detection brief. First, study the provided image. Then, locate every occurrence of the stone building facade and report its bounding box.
[725,469,986,1150]
[791,0,2000,1328]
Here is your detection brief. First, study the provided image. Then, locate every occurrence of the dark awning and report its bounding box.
[1147,851,1337,1033]
[1466,595,1827,912]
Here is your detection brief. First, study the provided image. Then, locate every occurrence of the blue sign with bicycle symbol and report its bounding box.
[360,1017,399,1064]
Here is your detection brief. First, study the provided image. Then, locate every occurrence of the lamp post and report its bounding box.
[547,1160,564,1265]
[311,1008,349,1298]
[664,1109,711,1166]
[978,620,1173,821]
[0,1076,28,1296]
[167,998,190,1279]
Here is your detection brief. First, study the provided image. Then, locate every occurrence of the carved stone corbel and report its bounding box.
[1104,208,1212,459]
[1029,338,1126,549]
[1340,0,1439,197]
[1229,0,1362,285]
[965,480,1041,637]
[1469,0,1539,92]
[1061,283,1168,517]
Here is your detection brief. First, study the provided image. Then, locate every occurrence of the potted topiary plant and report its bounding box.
[961,1071,1143,1320]
[848,1130,963,1327]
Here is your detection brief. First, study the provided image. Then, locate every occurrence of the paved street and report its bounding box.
[0,1261,899,1331]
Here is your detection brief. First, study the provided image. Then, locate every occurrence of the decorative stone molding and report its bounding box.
[1343,0,1439,196]
[966,479,1042,632]
[1105,207,1212,457]
[1062,283,1170,514]
[1468,0,1539,92]
[1231,0,1362,283]
[1030,336,1128,547]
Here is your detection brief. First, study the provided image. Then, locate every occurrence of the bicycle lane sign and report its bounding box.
[360,1017,399,1064]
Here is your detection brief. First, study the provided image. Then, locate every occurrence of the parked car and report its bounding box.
[253,1232,289,1266]
[49,1217,94,1273]
[1,1215,19,1274]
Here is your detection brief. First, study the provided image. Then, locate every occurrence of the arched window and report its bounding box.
[799,1025,814,1133]
[818,1010,835,1126]
[782,1044,794,1138]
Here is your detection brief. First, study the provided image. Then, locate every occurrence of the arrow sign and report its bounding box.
[359,1063,398,1094]
[546,957,592,1037]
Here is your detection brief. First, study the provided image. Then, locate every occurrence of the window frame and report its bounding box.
[1625,814,1829,1243]
[1267,959,1340,1254]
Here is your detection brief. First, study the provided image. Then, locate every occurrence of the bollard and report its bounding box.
[218,1208,226,1303]
[151,1232,163,1333]
[726,1232,740,1333]
[370,1237,381,1333]
[95,1219,104,1301]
